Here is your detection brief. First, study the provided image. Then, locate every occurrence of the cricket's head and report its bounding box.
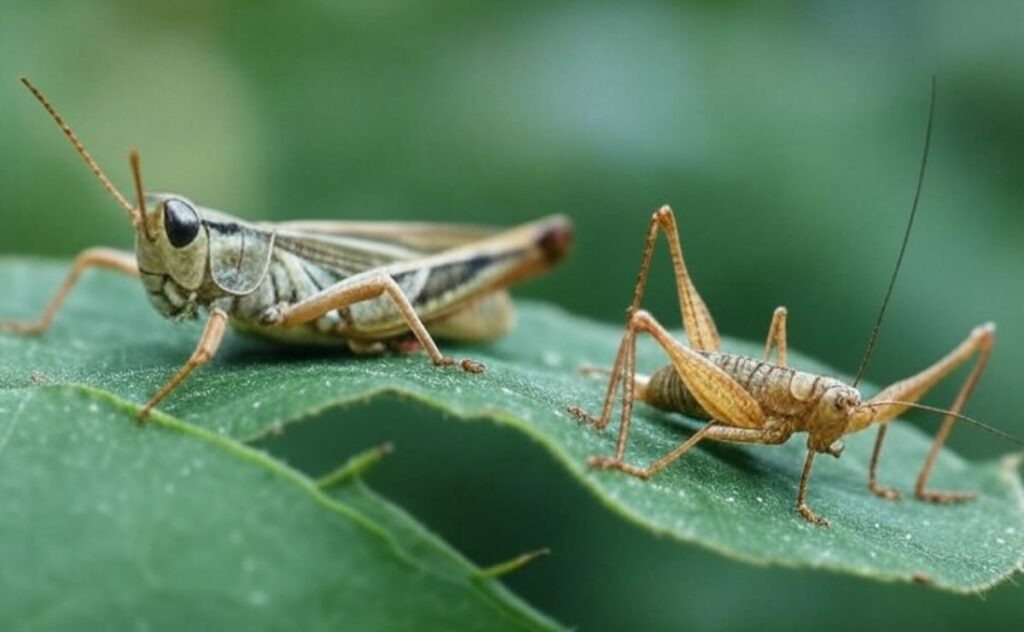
[807,384,863,451]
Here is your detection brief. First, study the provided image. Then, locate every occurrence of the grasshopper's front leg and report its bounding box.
[271,271,485,373]
[138,308,228,421]
[0,248,138,334]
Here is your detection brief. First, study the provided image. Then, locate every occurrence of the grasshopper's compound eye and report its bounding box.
[164,199,201,248]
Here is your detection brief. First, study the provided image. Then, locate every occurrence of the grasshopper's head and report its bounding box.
[807,383,863,452]
[19,78,272,320]
[135,193,211,297]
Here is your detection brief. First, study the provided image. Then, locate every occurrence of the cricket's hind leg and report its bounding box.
[852,323,994,503]
[583,309,774,471]
[567,204,723,433]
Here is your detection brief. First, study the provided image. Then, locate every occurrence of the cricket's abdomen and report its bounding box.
[644,352,840,428]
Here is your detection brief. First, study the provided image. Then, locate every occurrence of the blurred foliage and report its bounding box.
[1,1,1021,630]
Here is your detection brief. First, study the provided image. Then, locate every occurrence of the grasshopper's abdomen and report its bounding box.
[644,352,840,428]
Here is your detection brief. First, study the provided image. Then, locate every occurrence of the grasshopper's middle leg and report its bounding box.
[851,323,995,502]
[274,272,484,373]
[0,247,138,334]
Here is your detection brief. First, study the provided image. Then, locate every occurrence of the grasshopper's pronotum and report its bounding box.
[569,81,1017,526]
[3,79,572,420]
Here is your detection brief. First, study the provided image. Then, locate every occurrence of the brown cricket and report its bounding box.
[568,79,1015,526]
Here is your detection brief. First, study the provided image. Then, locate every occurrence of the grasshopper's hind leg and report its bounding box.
[0,248,137,334]
[274,272,484,373]
[853,323,995,503]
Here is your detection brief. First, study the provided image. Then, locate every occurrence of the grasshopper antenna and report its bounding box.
[19,77,142,228]
[864,401,1024,448]
[128,148,155,240]
[852,76,937,388]
[129,149,146,218]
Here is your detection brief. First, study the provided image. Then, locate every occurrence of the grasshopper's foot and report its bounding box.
[798,503,831,527]
[916,488,975,504]
[0,320,46,335]
[460,359,485,373]
[432,356,485,373]
[587,455,650,480]
[869,481,902,501]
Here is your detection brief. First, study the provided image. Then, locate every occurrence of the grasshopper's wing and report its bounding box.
[273,215,572,338]
[266,220,504,256]
[356,215,572,333]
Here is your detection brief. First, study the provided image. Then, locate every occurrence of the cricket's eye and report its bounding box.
[164,199,201,248]
[833,395,847,411]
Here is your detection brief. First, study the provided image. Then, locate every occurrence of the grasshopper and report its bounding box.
[3,78,572,420]
[568,80,1018,526]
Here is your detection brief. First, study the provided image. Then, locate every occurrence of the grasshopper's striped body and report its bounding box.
[4,79,572,420]
[139,194,569,351]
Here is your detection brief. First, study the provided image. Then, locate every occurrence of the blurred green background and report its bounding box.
[2,1,1021,629]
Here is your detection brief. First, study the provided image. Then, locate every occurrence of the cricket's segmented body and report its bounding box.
[643,353,855,442]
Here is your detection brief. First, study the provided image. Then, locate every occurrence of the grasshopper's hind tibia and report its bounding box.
[853,323,995,503]
[0,248,138,334]
[274,271,485,373]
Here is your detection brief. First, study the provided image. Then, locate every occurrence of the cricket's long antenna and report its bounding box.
[852,76,937,387]
[20,77,141,227]
[865,400,1024,448]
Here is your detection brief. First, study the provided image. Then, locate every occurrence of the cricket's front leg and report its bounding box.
[138,308,228,422]
[274,272,484,373]
[0,248,138,334]
[796,450,829,527]
[851,323,995,503]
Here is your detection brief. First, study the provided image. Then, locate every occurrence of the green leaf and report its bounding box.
[0,386,559,631]
[2,259,1022,594]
